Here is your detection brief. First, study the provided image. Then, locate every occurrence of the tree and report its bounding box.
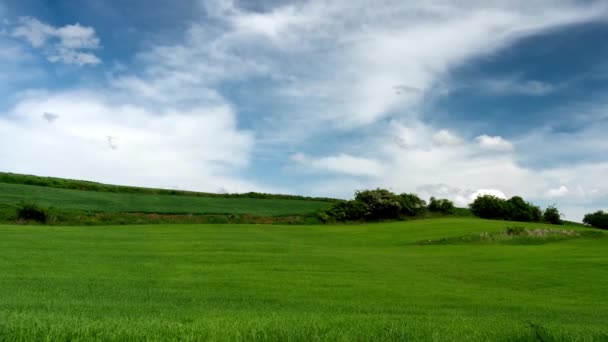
[469,195,509,219]
[398,193,427,216]
[428,197,455,214]
[321,200,368,222]
[583,211,608,230]
[543,206,562,225]
[355,189,402,220]
[506,196,541,222]
[470,195,542,222]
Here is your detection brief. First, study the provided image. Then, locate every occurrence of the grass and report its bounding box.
[1,218,607,341]
[0,183,332,216]
[0,172,338,202]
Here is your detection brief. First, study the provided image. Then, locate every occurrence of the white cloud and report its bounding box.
[0,91,272,193]
[297,115,608,221]
[416,184,507,207]
[11,17,54,47]
[475,135,514,151]
[482,77,556,96]
[290,153,385,177]
[433,129,464,146]
[470,189,508,200]
[11,17,101,65]
[122,0,608,142]
[3,3,608,221]
[546,185,569,198]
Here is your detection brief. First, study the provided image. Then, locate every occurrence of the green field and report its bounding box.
[0,182,331,216]
[1,218,606,341]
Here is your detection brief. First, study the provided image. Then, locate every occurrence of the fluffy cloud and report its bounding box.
[0,91,264,193]
[433,130,464,146]
[11,17,101,65]
[475,135,514,152]
[290,153,385,177]
[121,0,608,142]
[546,185,570,198]
[1,11,280,194]
[292,116,608,220]
[416,184,507,207]
[3,1,608,221]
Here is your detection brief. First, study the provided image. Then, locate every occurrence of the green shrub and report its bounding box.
[506,196,542,222]
[543,206,563,225]
[470,195,509,219]
[505,226,526,235]
[583,211,608,230]
[355,189,402,220]
[470,195,544,222]
[428,197,455,214]
[321,200,368,222]
[398,193,427,216]
[322,189,428,222]
[16,201,47,223]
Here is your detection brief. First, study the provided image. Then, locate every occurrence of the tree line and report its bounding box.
[320,189,566,225]
[583,211,608,230]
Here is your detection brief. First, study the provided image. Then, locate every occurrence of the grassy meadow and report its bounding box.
[1,218,607,341]
[0,182,332,216]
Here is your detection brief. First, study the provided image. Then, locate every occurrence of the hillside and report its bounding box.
[0,172,338,201]
[0,183,332,216]
[0,173,335,224]
[0,218,606,340]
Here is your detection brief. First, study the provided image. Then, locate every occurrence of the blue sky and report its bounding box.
[1,0,608,220]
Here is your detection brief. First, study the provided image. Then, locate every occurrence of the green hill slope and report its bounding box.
[0,172,336,224]
[0,218,606,340]
[0,182,332,216]
[0,172,337,201]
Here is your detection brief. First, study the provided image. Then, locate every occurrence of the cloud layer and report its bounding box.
[11,17,101,65]
[1,0,608,221]
[0,91,267,193]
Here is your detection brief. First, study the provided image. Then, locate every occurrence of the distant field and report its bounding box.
[0,183,332,216]
[0,172,338,202]
[1,218,606,341]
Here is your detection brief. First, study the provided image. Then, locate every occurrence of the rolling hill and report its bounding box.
[0,172,336,224]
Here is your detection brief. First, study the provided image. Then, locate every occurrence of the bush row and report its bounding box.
[319,189,455,222]
[583,211,608,230]
[321,189,566,225]
[469,195,563,224]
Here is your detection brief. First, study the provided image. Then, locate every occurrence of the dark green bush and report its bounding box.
[583,211,608,230]
[321,200,368,222]
[16,201,47,223]
[470,195,544,222]
[428,197,455,214]
[543,206,563,225]
[506,196,542,222]
[355,189,402,220]
[398,193,427,216]
[470,195,509,219]
[321,189,430,222]
[506,226,526,235]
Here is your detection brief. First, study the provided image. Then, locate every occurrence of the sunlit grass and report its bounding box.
[0,218,606,341]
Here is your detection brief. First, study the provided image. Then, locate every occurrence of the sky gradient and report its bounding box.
[1,0,608,221]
